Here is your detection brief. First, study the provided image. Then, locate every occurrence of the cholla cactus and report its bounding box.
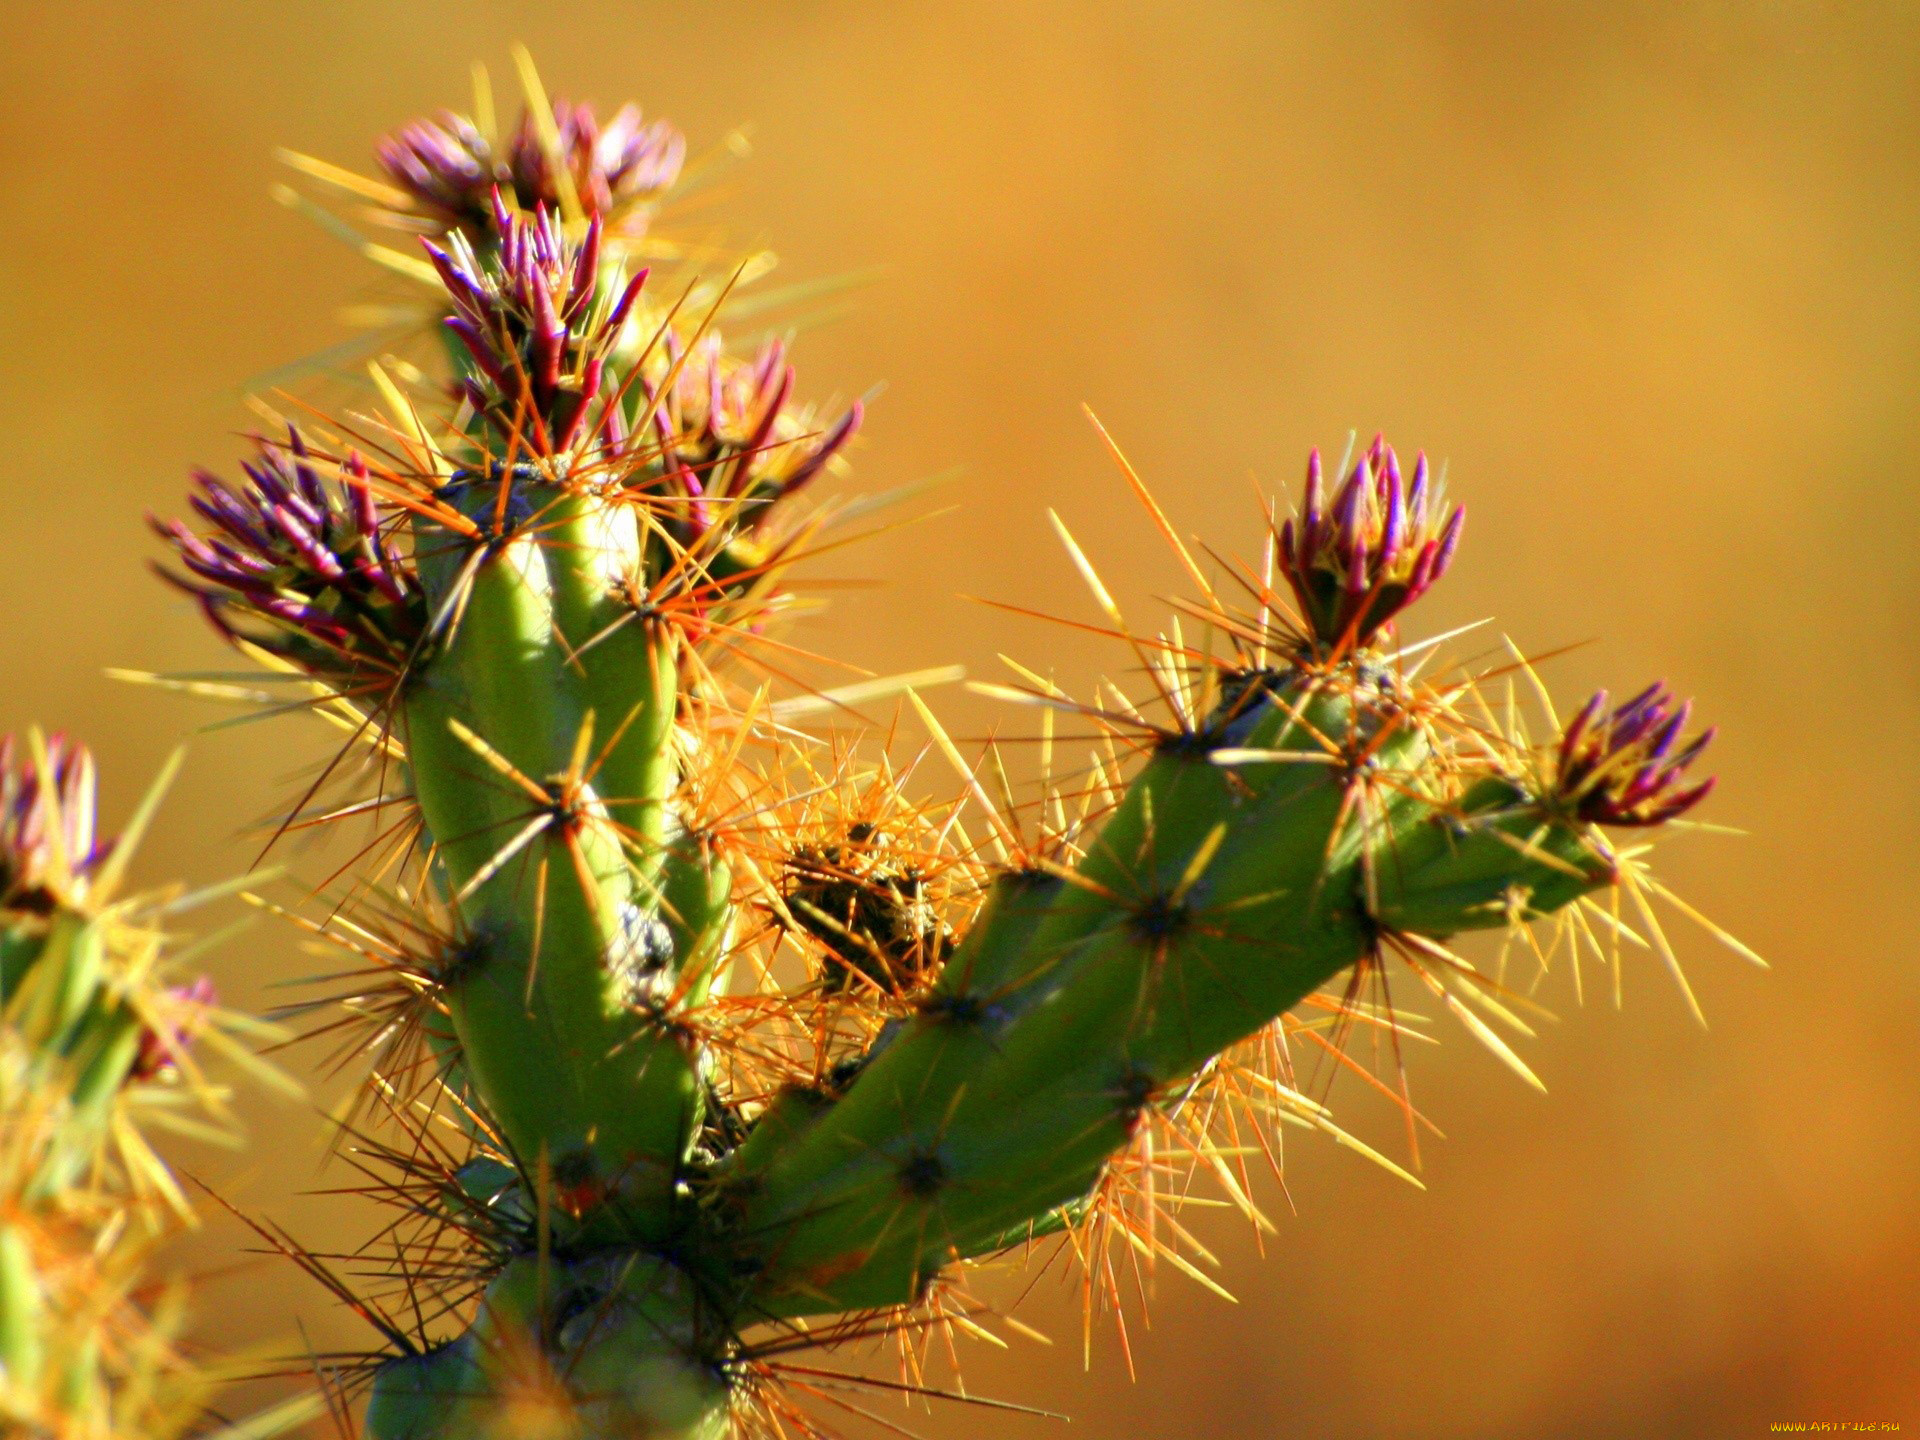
[0,735,271,1437]
[138,61,1748,1440]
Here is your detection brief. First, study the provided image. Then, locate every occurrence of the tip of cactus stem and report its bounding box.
[377,94,684,238]
[621,338,863,627]
[1554,683,1716,826]
[1276,436,1463,654]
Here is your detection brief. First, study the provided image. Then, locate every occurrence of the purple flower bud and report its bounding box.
[775,399,864,507]
[1557,689,1606,766]
[1274,438,1466,652]
[730,365,797,498]
[1,733,105,901]
[1344,533,1370,595]
[569,216,603,314]
[446,97,684,234]
[605,269,649,336]
[1431,506,1464,577]
[345,453,379,537]
[157,432,422,677]
[1407,452,1430,523]
[1378,466,1406,569]
[422,206,643,455]
[1555,684,1716,826]
[1297,449,1324,562]
[1333,463,1367,548]
[270,503,347,583]
[441,316,498,384]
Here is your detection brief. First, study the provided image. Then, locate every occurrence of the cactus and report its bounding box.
[0,734,295,1436]
[5,54,1742,1440]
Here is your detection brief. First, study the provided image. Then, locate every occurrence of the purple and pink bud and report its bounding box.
[425,202,643,452]
[0,734,108,902]
[377,99,683,237]
[509,99,684,228]
[153,431,420,674]
[1554,683,1716,826]
[634,336,862,545]
[1276,435,1463,653]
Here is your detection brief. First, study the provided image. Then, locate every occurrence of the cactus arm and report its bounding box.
[404,489,702,1212]
[542,491,681,872]
[1368,778,1610,934]
[725,675,1608,1315]
[378,208,721,1216]
[725,868,1068,1193]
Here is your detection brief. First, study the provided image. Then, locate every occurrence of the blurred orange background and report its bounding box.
[4,4,1917,1436]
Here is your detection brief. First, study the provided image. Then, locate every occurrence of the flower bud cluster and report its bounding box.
[379,98,683,237]
[1555,683,1716,826]
[424,197,646,452]
[633,334,862,546]
[154,430,420,673]
[1277,435,1464,652]
[0,734,103,902]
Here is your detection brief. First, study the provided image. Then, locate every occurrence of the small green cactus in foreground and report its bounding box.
[0,737,291,1437]
[4,57,1753,1440]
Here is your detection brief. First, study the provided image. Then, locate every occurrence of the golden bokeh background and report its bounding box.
[4,4,1917,1436]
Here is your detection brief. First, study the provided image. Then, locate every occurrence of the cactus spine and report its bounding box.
[143,64,1736,1439]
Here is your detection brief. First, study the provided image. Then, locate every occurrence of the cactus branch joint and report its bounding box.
[3,53,1758,1440]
